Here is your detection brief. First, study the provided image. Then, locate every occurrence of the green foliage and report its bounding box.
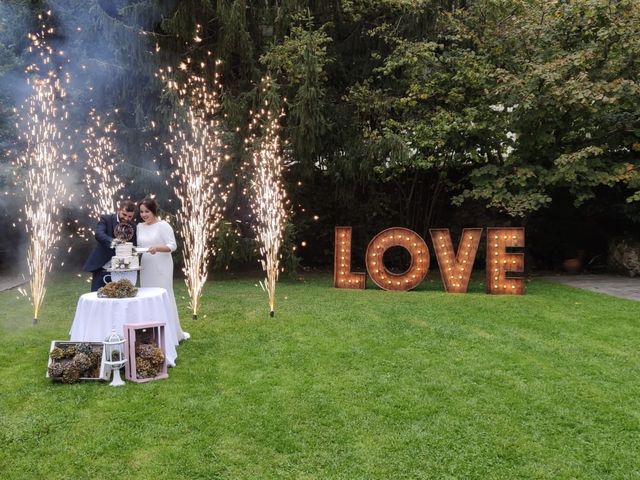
[0,1,31,146]
[211,220,300,277]
[2,0,639,270]
[215,0,256,82]
[451,0,640,216]
[161,0,213,39]
[261,15,332,175]
[211,220,255,270]
[279,220,301,277]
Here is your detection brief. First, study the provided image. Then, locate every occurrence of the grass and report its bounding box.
[1,273,640,479]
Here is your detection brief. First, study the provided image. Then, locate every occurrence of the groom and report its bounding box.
[83,200,137,292]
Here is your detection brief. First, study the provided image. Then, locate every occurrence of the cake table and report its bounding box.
[69,287,180,366]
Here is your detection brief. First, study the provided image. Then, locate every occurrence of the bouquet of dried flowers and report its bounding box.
[135,343,166,379]
[47,343,103,383]
[97,279,138,298]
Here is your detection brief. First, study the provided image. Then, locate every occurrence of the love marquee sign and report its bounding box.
[333,226,525,295]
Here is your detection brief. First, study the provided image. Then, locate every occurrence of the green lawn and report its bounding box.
[1,273,639,479]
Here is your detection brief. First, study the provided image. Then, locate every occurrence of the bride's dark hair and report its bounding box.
[138,197,158,216]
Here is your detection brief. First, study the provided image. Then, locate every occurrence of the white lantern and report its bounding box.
[103,329,127,387]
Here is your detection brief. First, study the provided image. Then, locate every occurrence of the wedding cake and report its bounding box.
[111,243,140,271]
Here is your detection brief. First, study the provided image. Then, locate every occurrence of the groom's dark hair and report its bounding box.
[118,200,136,212]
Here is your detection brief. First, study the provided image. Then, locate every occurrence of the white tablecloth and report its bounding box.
[69,288,179,366]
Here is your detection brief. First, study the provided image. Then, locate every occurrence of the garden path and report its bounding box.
[0,274,27,292]
[539,274,640,301]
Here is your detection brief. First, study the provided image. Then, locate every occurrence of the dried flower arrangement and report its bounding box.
[124,323,168,383]
[47,342,104,383]
[135,343,165,379]
[97,279,138,298]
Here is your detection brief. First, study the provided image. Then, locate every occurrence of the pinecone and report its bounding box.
[61,364,81,384]
[48,362,64,378]
[73,352,92,372]
[49,347,64,360]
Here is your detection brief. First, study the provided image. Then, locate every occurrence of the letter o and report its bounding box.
[365,227,429,291]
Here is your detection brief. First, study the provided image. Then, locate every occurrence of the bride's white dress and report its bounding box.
[137,220,188,342]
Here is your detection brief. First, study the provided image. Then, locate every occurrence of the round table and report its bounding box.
[69,287,179,366]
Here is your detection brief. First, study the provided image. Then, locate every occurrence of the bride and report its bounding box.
[137,197,189,342]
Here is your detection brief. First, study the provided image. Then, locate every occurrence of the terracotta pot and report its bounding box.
[562,258,582,274]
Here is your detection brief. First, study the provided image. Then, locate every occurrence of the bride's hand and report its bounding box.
[149,246,157,255]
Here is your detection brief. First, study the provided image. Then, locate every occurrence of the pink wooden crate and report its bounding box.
[124,322,168,383]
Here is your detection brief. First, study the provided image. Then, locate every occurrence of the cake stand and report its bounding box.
[107,267,142,286]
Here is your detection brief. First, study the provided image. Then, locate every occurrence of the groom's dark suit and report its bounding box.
[83,213,136,292]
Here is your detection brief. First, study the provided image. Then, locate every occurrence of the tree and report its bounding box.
[451,0,640,219]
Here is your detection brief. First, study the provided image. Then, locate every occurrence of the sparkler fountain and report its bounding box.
[82,108,123,220]
[160,55,230,320]
[248,88,287,317]
[13,13,71,324]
